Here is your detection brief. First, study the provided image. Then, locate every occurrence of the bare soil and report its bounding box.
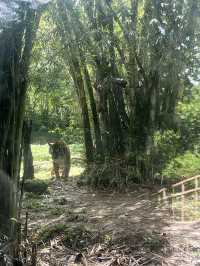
[23,178,200,266]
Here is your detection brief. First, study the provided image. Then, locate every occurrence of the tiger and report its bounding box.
[48,141,71,179]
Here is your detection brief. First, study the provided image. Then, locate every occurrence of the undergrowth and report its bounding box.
[78,159,141,189]
[23,179,49,194]
[78,150,200,189]
[163,151,200,180]
[36,223,170,255]
[37,224,103,249]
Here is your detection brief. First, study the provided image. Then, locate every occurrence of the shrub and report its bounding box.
[37,224,99,249]
[151,130,181,175]
[23,179,49,194]
[79,159,137,189]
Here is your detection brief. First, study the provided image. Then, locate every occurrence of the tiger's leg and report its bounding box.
[62,168,67,179]
[63,163,70,179]
[53,162,60,178]
[66,155,71,179]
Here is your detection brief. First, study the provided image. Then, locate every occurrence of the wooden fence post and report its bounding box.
[157,175,200,222]
[195,177,198,201]
[163,188,167,200]
[181,183,185,221]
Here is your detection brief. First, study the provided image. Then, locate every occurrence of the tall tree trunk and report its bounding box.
[22,120,34,179]
[70,59,94,162]
[0,3,40,242]
[83,65,104,160]
[95,61,111,156]
[56,2,94,162]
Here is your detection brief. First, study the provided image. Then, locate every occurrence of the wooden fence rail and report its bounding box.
[157,174,200,222]
[158,174,200,201]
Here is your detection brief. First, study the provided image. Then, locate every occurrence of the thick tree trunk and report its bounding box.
[0,29,24,237]
[0,4,40,245]
[22,120,34,179]
[95,62,111,156]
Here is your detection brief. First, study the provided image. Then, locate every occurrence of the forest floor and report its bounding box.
[22,144,200,266]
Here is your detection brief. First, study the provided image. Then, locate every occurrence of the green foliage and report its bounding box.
[152,130,181,173]
[23,179,49,194]
[48,125,83,144]
[37,223,67,243]
[143,232,169,252]
[63,225,94,248]
[79,160,136,189]
[31,144,51,161]
[50,207,65,216]
[178,86,200,151]
[158,86,200,182]
[24,198,45,211]
[27,13,83,144]
[163,152,200,180]
[37,224,99,249]
[27,0,200,186]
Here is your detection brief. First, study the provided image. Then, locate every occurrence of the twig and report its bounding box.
[31,243,37,266]
[23,212,28,264]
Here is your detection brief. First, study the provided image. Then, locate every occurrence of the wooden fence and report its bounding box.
[157,175,200,221]
[158,174,200,201]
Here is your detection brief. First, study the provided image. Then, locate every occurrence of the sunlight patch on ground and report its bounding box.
[31,143,85,180]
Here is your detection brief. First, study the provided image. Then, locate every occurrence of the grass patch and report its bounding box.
[24,198,45,211]
[37,223,67,243]
[30,143,85,180]
[69,143,84,156]
[49,207,66,216]
[143,232,169,252]
[37,224,99,249]
[32,144,51,162]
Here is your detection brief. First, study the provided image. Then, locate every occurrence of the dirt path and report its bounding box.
[23,179,200,266]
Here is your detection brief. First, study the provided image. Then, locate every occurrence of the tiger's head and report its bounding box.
[48,141,66,159]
